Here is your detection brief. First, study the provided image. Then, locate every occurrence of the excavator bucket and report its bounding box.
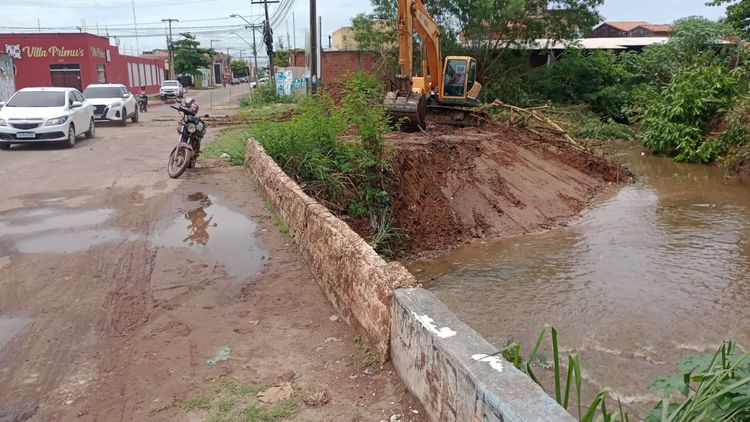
[384,90,427,131]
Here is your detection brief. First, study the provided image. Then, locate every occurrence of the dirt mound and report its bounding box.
[387,123,628,255]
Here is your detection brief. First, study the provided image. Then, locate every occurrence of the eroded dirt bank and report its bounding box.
[385,124,628,254]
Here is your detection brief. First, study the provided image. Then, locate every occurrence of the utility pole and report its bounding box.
[162,18,178,79]
[328,34,331,48]
[234,31,259,81]
[209,39,221,86]
[310,0,317,94]
[292,12,296,51]
[131,0,140,55]
[229,14,262,80]
[252,0,280,80]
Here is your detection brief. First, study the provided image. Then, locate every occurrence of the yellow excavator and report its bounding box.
[384,0,483,130]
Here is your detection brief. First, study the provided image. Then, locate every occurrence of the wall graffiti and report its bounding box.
[276,68,306,96]
[5,45,21,60]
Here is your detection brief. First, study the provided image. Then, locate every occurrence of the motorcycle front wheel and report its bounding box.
[168,147,192,179]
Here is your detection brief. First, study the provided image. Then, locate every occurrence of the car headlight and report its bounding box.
[187,123,197,133]
[46,116,68,126]
[110,102,123,108]
[0,118,6,126]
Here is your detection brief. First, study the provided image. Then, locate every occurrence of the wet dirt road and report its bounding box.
[0,87,422,422]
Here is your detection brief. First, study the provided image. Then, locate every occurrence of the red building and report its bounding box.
[0,33,166,94]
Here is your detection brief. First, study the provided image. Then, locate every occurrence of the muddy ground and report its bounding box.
[0,87,423,422]
[382,122,628,255]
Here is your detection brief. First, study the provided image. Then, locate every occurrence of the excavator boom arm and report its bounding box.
[395,0,442,92]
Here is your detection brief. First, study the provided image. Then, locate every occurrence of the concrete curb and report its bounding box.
[392,288,576,422]
[244,139,416,361]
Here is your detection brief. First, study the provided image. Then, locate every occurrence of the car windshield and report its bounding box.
[83,86,123,99]
[163,81,178,86]
[6,91,66,107]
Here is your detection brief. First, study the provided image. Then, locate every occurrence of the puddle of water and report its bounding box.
[408,142,750,417]
[0,316,31,354]
[0,207,126,254]
[153,193,264,279]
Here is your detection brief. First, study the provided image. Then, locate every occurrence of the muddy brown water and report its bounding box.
[153,192,264,279]
[407,142,750,418]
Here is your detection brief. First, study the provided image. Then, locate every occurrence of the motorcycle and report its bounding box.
[138,94,148,113]
[167,99,207,179]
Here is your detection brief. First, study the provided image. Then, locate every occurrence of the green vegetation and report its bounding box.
[182,394,212,410]
[179,378,298,421]
[496,326,750,422]
[243,84,296,107]
[173,33,215,79]
[251,72,402,256]
[242,399,300,422]
[354,0,750,171]
[264,203,289,234]
[202,127,251,166]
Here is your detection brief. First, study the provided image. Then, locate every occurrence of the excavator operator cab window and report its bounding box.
[444,59,467,97]
[467,59,477,91]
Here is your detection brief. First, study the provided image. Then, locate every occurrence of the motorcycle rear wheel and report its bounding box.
[168,147,192,179]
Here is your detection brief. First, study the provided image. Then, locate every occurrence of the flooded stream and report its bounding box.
[407,142,750,417]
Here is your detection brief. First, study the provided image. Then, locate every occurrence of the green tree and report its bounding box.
[173,33,214,77]
[354,0,603,83]
[709,0,750,39]
[230,60,249,77]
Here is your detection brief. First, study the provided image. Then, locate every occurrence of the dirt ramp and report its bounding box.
[389,125,626,254]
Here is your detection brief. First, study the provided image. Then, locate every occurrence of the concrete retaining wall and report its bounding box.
[391,288,576,422]
[245,139,416,360]
[245,138,575,421]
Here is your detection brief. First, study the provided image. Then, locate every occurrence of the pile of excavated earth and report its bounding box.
[380,122,628,255]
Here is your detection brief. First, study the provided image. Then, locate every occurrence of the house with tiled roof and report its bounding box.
[592,21,672,38]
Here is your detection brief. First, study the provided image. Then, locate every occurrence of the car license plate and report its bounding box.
[94,114,103,119]
[16,131,36,139]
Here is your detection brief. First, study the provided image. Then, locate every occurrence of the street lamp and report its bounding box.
[230,14,263,81]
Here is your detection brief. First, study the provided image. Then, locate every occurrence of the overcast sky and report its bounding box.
[0,0,730,62]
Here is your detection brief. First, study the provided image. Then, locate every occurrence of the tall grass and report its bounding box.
[251,73,401,255]
[495,325,750,422]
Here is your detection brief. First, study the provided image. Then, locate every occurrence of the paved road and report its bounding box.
[0,86,421,421]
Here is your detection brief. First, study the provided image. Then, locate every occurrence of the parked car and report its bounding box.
[177,75,193,88]
[239,76,248,83]
[0,87,95,149]
[250,77,270,88]
[231,77,240,85]
[83,83,138,126]
[160,80,184,100]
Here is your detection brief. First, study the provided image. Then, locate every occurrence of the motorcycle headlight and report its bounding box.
[187,123,197,133]
[46,116,68,126]
[0,118,6,126]
[110,102,123,108]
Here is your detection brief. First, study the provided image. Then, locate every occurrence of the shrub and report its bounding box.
[638,64,740,162]
[242,83,296,107]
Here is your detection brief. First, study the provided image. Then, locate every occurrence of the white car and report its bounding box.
[0,87,95,149]
[160,80,184,100]
[250,77,270,88]
[83,84,138,126]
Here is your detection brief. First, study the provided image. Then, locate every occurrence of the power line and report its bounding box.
[0,0,220,8]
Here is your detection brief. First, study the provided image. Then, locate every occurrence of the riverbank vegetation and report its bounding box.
[354,1,750,175]
[499,326,750,422]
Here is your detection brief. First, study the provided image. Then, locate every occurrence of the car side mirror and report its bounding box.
[0,101,5,108]
[71,101,83,108]
[123,93,130,98]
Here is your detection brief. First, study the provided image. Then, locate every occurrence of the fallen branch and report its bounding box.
[487,99,586,151]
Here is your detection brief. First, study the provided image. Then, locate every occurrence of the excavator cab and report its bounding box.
[440,56,481,106]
